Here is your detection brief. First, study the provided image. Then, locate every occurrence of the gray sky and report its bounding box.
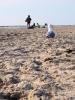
[0,0,75,25]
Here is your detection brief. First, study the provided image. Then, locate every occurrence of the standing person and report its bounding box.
[25,15,32,28]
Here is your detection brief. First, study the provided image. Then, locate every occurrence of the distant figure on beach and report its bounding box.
[42,23,48,28]
[46,24,56,38]
[37,23,40,28]
[28,23,35,29]
[25,15,32,28]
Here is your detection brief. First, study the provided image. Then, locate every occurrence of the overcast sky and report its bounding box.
[0,0,75,25]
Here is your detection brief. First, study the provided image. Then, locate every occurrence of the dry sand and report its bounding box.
[0,26,75,100]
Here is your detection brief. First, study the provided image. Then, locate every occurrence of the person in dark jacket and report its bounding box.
[25,15,32,28]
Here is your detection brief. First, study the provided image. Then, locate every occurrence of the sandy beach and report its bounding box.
[0,26,75,100]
